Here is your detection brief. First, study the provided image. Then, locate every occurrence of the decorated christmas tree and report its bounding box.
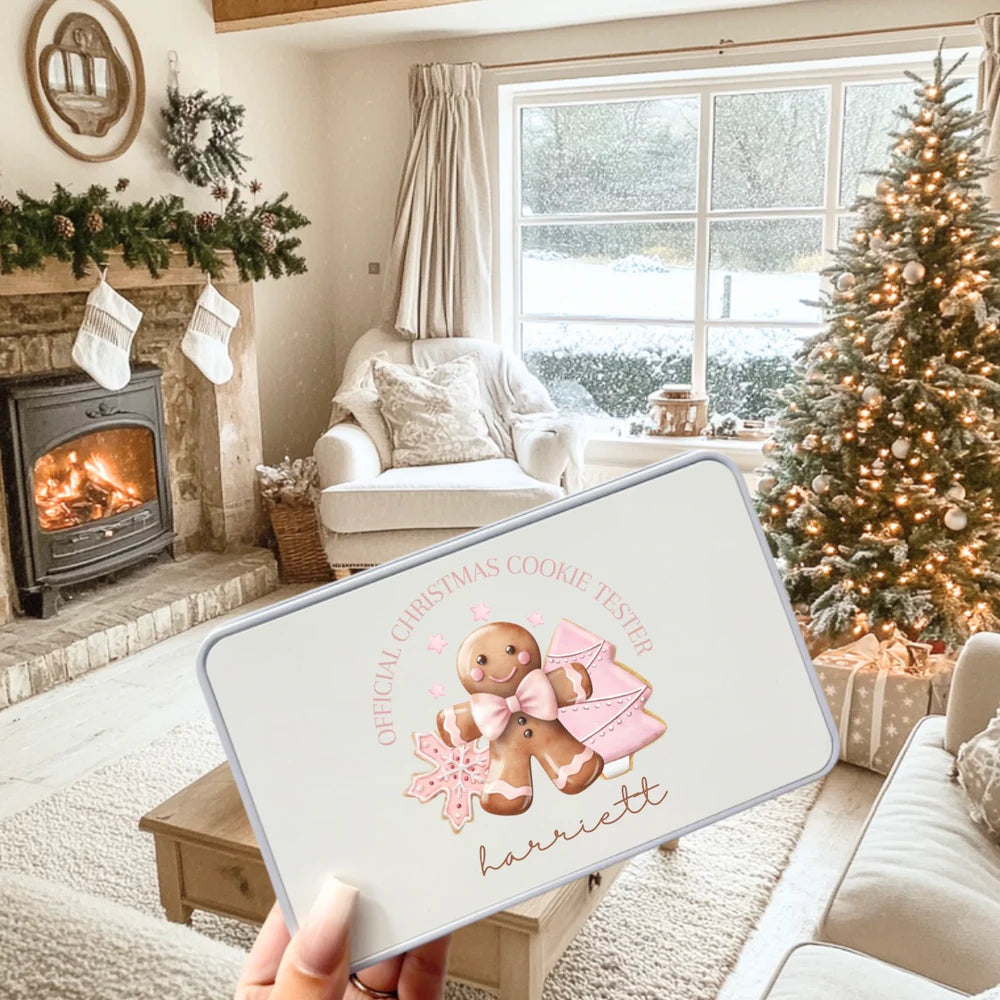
[757,49,1000,647]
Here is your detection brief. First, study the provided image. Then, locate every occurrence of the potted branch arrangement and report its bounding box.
[256,457,331,584]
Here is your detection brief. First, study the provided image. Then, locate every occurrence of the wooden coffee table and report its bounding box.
[140,764,629,1000]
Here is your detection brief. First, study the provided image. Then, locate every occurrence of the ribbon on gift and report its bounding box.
[816,633,931,769]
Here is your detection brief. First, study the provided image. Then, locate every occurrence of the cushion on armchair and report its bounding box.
[372,355,502,468]
[319,458,562,534]
[329,350,394,469]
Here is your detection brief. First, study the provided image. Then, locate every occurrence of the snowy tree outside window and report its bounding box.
[510,59,976,432]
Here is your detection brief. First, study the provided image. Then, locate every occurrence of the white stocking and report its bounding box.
[181,277,240,385]
[71,272,143,391]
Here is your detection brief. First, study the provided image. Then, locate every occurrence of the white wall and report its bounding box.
[0,0,221,199]
[215,38,339,463]
[316,0,987,389]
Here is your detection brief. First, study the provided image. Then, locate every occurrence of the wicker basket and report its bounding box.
[266,499,331,584]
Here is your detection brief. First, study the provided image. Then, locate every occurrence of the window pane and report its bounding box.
[521,223,696,320]
[837,214,858,247]
[840,77,977,208]
[712,88,828,209]
[520,98,699,215]
[708,218,823,322]
[707,328,811,419]
[522,322,693,421]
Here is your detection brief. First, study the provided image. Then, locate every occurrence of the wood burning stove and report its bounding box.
[0,364,174,617]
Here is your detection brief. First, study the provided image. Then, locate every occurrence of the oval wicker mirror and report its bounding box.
[26,0,145,162]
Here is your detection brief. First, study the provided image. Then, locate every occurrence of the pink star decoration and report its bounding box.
[428,683,446,699]
[527,611,544,627]
[471,602,491,622]
[405,732,489,832]
[427,634,448,654]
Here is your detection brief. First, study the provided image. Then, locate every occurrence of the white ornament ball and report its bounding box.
[944,507,968,532]
[758,475,777,495]
[872,459,886,476]
[802,433,820,451]
[862,385,882,405]
[836,272,857,292]
[870,234,889,252]
[902,260,926,285]
[891,437,911,459]
[812,474,832,494]
[947,482,967,501]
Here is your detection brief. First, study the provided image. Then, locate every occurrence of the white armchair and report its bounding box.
[314,327,579,572]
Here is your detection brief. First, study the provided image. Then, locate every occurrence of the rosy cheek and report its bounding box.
[517,650,531,665]
[470,667,485,682]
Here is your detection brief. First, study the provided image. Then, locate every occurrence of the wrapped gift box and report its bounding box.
[814,633,955,775]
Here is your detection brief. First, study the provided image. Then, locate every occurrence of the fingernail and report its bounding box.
[297,875,358,977]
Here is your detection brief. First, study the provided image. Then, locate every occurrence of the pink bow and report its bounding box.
[470,670,559,741]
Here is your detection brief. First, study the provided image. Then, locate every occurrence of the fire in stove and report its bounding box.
[34,449,144,532]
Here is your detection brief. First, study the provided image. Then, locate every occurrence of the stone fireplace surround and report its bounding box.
[0,253,277,703]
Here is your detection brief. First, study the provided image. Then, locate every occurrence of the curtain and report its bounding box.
[979,15,1000,208]
[381,63,492,341]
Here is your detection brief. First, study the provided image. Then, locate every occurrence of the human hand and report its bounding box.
[236,876,451,1000]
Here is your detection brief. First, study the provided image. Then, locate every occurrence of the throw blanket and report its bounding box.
[330,335,586,492]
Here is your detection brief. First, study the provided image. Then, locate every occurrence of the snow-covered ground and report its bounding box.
[522,256,821,325]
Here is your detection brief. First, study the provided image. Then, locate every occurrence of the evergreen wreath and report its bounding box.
[162,87,251,188]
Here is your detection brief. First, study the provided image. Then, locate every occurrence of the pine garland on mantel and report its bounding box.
[0,183,309,283]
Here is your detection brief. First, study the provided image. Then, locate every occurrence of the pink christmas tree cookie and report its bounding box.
[544,620,665,778]
[405,732,490,832]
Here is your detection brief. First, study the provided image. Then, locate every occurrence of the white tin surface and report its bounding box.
[199,453,838,970]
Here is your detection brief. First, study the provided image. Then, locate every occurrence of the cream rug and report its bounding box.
[0,717,820,999]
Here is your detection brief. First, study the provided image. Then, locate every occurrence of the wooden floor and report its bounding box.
[0,587,883,998]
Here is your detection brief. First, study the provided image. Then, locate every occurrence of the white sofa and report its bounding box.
[313,328,574,571]
[764,632,1000,998]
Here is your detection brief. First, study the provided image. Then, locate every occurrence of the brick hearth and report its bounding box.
[0,254,274,704]
[0,548,277,707]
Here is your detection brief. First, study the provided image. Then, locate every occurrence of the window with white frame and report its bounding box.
[505,57,976,432]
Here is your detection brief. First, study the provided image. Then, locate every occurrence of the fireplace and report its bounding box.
[0,364,174,617]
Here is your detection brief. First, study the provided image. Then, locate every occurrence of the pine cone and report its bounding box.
[196,211,219,233]
[211,184,229,202]
[52,214,75,239]
[260,229,278,255]
[259,211,278,230]
[0,196,15,216]
[84,211,104,234]
[115,177,130,193]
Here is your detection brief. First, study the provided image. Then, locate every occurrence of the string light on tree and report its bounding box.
[755,47,1000,646]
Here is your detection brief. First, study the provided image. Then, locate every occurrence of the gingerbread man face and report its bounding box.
[457,622,540,698]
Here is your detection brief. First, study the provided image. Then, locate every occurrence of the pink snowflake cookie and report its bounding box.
[405,732,489,831]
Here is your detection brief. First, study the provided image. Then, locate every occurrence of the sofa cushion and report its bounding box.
[319,458,563,534]
[957,707,1000,840]
[821,716,1000,994]
[763,944,965,999]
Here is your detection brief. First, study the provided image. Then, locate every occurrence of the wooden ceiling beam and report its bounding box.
[212,0,474,33]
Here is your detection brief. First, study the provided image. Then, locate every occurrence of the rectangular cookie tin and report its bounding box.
[199,452,839,970]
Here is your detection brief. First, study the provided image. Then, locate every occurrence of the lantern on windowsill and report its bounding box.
[646,384,709,437]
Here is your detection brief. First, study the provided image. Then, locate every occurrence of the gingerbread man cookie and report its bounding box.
[436,622,603,816]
